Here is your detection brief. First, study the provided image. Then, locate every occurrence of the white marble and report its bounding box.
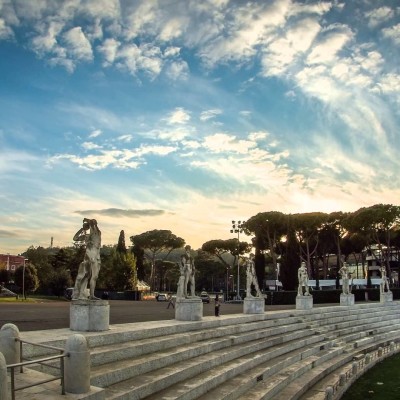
[65,334,91,394]
[296,295,313,310]
[175,297,203,321]
[340,293,355,306]
[243,297,265,314]
[0,323,20,364]
[70,300,110,331]
[380,291,393,303]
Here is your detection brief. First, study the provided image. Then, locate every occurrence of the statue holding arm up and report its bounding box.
[72,218,101,300]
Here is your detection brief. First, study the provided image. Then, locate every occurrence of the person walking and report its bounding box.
[166,293,175,309]
[214,295,220,317]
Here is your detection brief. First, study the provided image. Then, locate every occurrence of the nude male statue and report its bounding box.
[380,266,390,294]
[297,261,310,296]
[339,262,351,295]
[245,254,262,298]
[72,218,101,300]
[179,245,196,298]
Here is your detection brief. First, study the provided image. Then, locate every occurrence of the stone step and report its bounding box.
[236,347,343,400]
[293,330,400,400]
[104,329,323,399]
[180,338,340,400]
[89,315,305,367]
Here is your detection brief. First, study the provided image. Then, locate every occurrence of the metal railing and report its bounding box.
[6,338,69,400]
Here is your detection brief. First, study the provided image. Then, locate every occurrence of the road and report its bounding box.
[0,299,263,331]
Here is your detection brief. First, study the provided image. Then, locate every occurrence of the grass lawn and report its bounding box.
[342,353,400,399]
[0,295,66,303]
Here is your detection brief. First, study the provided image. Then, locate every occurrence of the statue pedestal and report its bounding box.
[296,295,313,310]
[380,291,393,303]
[340,293,355,306]
[175,297,203,321]
[243,297,265,314]
[70,300,109,331]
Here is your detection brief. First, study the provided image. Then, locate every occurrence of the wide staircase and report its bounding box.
[21,301,400,400]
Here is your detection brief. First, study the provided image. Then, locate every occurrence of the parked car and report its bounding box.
[200,291,210,303]
[156,293,167,301]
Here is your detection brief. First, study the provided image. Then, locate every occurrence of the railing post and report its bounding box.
[0,352,8,400]
[0,324,20,365]
[64,334,90,394]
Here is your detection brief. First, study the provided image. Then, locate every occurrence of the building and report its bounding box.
[0,254,26,272]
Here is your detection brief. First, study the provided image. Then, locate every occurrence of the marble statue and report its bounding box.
[297,261,310,296]
[178,245,196,298]
[245,254,262,298]
[380,266,390,294]
[339,262,351,295]
[72,218,101,300]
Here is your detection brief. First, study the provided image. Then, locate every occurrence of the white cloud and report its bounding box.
[115,43,163,78]
[82,141,102,150]
[382,23,400,45]
[166,107,191,124]
[365,6,394,28]
[165,60,189,80]
[97,38,120,66]
[88,129,102,138]
[262,17,321,76]
[63,26,93,62]
[202,133,256,154]
[307,26,353,65]
[117,134,133,143]
[0,17,14,39]
[164,46,181,57]
[200,109,222,121]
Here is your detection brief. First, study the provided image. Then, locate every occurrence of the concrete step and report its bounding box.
[293,331,400,400]
[191,339,340,400]
[89,315,305,367]
[104,329,323,399]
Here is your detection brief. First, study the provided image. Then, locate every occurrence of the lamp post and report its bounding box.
[231,220,245,301]
[22,259,28,300]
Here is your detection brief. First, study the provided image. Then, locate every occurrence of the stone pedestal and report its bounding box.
[243,297,265,314]
[175,297,203,321]
[340,293,355,306]
[380,291,393,303]
[296,295,313,310]
[70,300,109,331]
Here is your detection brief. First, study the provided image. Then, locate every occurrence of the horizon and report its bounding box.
[1,0,399,254]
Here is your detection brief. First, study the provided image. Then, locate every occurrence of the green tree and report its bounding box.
[117,230,127,254]
[291,212,328,279]
[195,250,226,292]
[14,264,39,297]
[130,230,185,290]
[202,239,250,294]
[22,246,52,292]
[47,269,73,297]
[244,211,287,290]
[279,220,299,291]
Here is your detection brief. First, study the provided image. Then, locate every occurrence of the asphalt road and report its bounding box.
[0,299,262,331]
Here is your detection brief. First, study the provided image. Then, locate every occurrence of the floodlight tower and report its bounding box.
[230,220,245,301]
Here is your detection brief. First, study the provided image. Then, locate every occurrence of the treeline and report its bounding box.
[1,203,399,296]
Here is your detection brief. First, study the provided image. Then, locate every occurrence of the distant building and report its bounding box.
[0,254,26,272]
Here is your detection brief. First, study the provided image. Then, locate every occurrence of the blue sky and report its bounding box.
[1,0,399,254]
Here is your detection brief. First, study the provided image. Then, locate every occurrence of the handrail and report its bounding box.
[6,338,68,400]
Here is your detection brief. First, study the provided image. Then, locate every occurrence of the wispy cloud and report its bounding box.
[200,109,222,121]
[74,208,167,218]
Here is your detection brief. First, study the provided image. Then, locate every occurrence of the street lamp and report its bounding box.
[231,220,245,301]
[22,259,28,300]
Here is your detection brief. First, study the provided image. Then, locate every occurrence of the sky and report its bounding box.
[0,0,399,255]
